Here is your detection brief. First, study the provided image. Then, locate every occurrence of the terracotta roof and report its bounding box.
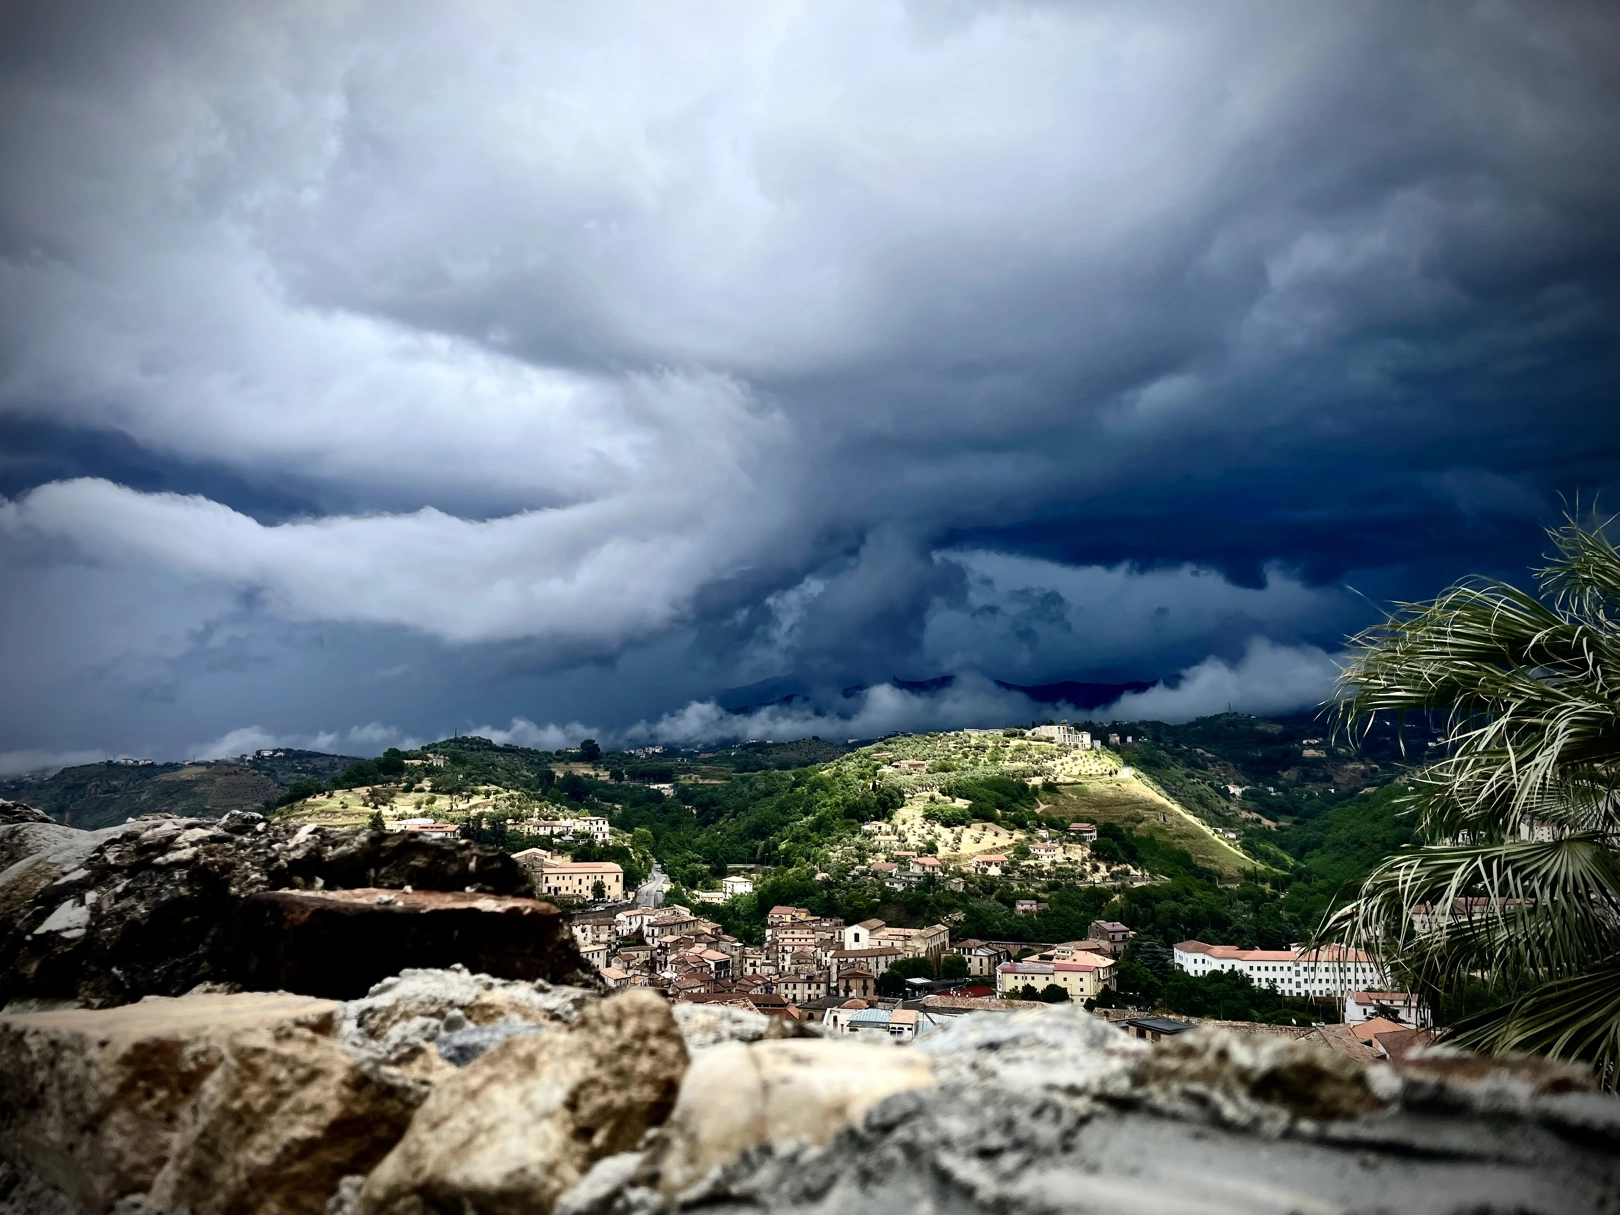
[1306,1023,1382,1064]
[1350,1016,1407,1043]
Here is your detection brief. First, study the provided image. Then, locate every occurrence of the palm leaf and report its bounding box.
[1330,518,1620,1085]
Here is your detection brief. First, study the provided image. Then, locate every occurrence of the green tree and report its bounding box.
[1331,520,1620,1086]
[579,739,602,764]
[367,810,386,833]
[1038,984,1071,1003]
[940,953,971,980]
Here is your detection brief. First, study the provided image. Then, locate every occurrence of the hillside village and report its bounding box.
[226,722,1438,1057]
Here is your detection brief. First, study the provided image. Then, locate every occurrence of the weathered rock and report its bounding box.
[339,966,594,1073]
[0,1159,87,1215]
[670,1001,777,1052]
[147,1024,429,1215]
[596,1005,1620,1215]
[359,989,688,1215]
[434,1021,549,1067]
[236,888,584,999]
[652,1039,937,1197]
[0,800,54,826]
[0,817,565,1008]
[0,992,341,1213]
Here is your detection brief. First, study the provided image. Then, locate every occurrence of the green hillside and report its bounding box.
[6,712,1427,962]
[1,749,358,830]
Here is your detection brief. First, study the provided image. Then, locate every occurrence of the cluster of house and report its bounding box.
[856,820,1101,891]
[690,873,757,903]
[989,920,1133,1000]
[510,814,612,843]
[565,903,960,1019]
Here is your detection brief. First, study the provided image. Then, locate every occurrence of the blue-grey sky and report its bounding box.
[2,1,1617,769]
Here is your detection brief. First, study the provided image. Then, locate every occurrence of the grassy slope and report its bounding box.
[1043,777,1260,878]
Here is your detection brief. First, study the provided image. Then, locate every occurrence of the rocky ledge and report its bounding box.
[0,973,1615,1215]
[0,804,591,1007]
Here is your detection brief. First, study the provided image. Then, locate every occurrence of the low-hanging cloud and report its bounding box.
[187,722,425,762]
[1102,638,1341,724]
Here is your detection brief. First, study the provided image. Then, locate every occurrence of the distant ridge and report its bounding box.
[730,672,1155,714]
[994,678,1157,710]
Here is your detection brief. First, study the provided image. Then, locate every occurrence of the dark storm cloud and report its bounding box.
[1,0,1617,764]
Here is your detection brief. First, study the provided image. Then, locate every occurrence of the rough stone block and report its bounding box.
[655,1038,937,1196]
[0,992,340,1213]
[359,989,688,1215]
[147,1023,428,1215]
[237,888,585,999]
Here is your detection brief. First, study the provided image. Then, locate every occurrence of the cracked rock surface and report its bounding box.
[572,1006,1620,1215]
[0,808,579,1008]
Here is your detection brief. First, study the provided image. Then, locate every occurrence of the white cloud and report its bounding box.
[0,749,112,779]
[1,370,792,649]
[1102,638,1341,723]
[186,722,424,761]
[463,718,599,752]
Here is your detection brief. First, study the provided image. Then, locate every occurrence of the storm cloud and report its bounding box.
[1,1,1616,762]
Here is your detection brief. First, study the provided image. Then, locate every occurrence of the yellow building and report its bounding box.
[534,860,623,901]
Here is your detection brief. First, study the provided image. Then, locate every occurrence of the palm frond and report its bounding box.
[1448,962,1620,1087]
[1329,518,1620,1085]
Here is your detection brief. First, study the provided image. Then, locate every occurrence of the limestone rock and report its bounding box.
[653,1038,937,1197]
[0,817,560,1009]
[0,800,56,826]
[670,1001,776,1052]
[0,992,341,1213]
[147,1024,428,1215]
[616,1006,1620,1215]
[359,989,687,1215]
[340,966,594,1073]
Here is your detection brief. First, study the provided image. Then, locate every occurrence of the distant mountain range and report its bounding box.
[716,672,1157,716]
[0,748,359,831]
[993,679,1157,711]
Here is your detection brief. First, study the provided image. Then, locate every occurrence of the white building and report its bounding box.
[1029,724,1091,748]
[721,875,754,897]
[519,815,611,843]
[1173,940,1382,997]
[842,918,885,951]
[1343,991,1432,1028]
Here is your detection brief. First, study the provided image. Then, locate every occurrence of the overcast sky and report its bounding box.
[2,1,1616,770]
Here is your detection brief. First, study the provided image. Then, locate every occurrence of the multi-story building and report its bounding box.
[517,856,624,901]
[516,815,612,843]
[1173,940,1382,996]
[950,939,1012,978]
[1029,724,1091,748]
[830,945,902,981]
[872,922,951,962]
[995,956,1114,1001]
[1088,920,1136,957]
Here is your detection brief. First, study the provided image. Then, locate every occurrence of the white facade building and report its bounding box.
[1343,991,1432,1028]
[1028,724,1092,748]
[1173,940,1382,997]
